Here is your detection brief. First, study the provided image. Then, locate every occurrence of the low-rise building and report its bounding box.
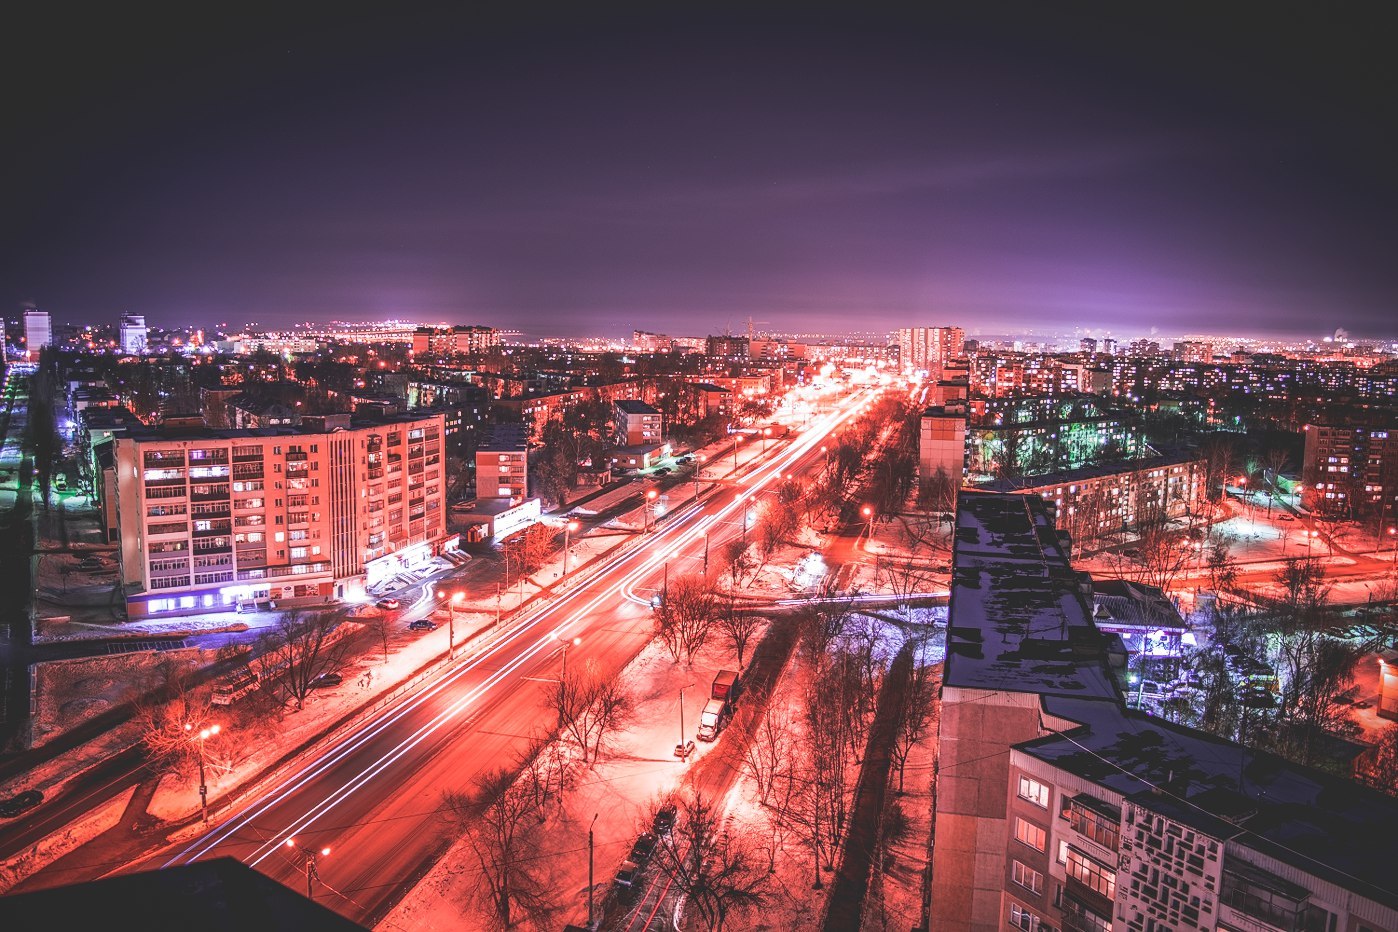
[475,423,529,500]
[613,399,663,446]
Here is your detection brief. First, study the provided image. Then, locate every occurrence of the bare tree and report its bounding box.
[547,659,632,764]
[1205,530,1239,603]
[889,652,939,793]
[505,522,557,580]
[366,610,393,664]
[254,611,354,712]
[743,694,794,807]
[653,572,717,664]
[132,664,238,784]
[722,537,755,590]
[716,600,762,668]
[443,768,553,930]
[647,791,772,931]
[874,554,933,624]
[753,505,797,573]
[1134,490,1191,593]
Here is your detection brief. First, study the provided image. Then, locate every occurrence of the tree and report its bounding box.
[743,694,794,808]
[888,651,938,793]
[546,659,632,764]
[132,663,237,784]
[254,611,353,712]
[1204,530,1239,602]
[722,537,755,590]
[647,791,771,931]
[1358,725,1398,798]
[753,505,797,573]
[653,572,717,664]
[916,467,958,518]
[874,555,933,624]
[1133,489,1191,593]
[366,610,394,664]
[716,602,762,668]
[505,522,557,580]
[443,768,553,930]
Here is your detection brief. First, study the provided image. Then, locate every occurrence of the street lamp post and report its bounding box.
[587,811,599,929]
[184,722,220,822]
[645,488,659,533]
[285,838,330,900]
[862,505,874,547]
[762,426,772,455]
[563,519,580,578]
[679,682,696,751]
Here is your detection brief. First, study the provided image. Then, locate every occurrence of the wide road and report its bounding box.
[149,389,878,925]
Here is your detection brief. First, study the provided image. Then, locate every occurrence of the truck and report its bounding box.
[711,669,740,703]
[696,698,727,742]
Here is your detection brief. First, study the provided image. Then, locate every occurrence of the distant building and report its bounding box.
[411,325,499,357]
[689,382,733,421]
[705,335,750,358]
[897,325,964,378]
[475,423,530,500]
[120,314,148,354]
[932,492,1398,932]
[114,412,452,616]
[1173,339,1213,362]
[748,338,808,360]
[229,394,301,429]
[918,402,967,483]
[633,330,676,353]
[1079,336,1098,353]
[613,399,663,446]
[23,308,51,355]
[1101,337,1118,355]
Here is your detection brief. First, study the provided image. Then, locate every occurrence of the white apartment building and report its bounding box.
[120,314,148,354]
[23,309,52,355]
[115,413,452,617]
[475,423,530,500]
[897,325,964,378]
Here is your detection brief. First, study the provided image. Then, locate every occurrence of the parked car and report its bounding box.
[375,598,401,611]
[629,832,658,867]
[408,619,436,631]
[309,672,342,689]
[652,802,678,835]
[0,790,43,818]
[1278,513,1295,521]
[654,467,672,476]
[613,859,642,888]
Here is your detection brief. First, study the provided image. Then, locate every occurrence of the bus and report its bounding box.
[211,668,261,706]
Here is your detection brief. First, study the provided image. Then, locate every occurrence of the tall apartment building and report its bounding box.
[1303,419,1397,519]
[898,325,964,378]
[475,423,529,500]
[120,314,148,354]
[931,492,1398,932]
[114,412,451,617]
[23,309,51,355]
[411,325,499,357]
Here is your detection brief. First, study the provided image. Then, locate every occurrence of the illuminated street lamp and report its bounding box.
[437,589,465,658]
[862,505,874,545]
[645,488,659,533]
[285,838,331,900]
[563,518,581,577]
[762,426,772,455]
[183,722,220,823]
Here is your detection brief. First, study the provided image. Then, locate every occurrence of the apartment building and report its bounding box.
[1302,420,1396,519]
[614,399,663,446]
[475,423,529,500]
[931,492,1398,932]
[411,324,499,357]
[115,412,451,617]
[898,325,964,378]
[23,309,51,355]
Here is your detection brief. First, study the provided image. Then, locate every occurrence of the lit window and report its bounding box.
[1017,776,1049,808]
[1014,817,1046,852]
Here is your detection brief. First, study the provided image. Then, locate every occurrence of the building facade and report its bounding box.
[931,492,1398,932]
[898,325,964,378]
[120,314,148,355]
[411,325,500,357]
[115,413,451,617]
[475,423,529,500]
[23,309,51,355]
[614,399,663,446]
[1302,420,1396,520]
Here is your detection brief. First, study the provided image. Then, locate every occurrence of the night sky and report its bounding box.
[6,5,1396,340]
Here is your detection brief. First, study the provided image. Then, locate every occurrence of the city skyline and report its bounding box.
[6,6,1398,340]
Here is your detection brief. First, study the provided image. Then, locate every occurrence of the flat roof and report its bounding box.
[1023,696,1398,911]
[116,411,442,442]
[943,492,1119,700]
[975,450,1201,493]
[479,423,530,451]
[614,399,660,415]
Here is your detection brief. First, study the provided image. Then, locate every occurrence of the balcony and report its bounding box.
[286,450,308,462]
[232,464,264,480]
[193,521,233,537]
[1062,795,1121,852]
[190,488,231,503]
[192,541,233,556]
[1221,862,1325,932]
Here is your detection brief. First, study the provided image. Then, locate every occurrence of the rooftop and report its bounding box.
[975,449,1200,494]
[1024,696,1398,911]
[614,399,661,415]
[944,492,1119,700]
[115,411,443,443]
[479,422,530,452]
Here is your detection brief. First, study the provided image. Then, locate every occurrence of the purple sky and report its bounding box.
[5,6,1396,340]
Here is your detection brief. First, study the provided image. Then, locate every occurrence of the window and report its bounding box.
[1009,903,1041,931]
[1011,860,1043,895]
[1014,818,1046,852]
[1065,847,1116,900]
[1018,776,1050,808]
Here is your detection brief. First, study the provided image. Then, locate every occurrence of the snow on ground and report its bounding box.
[1,720,144,801]
[29,648,209,748]
[0,784,136,895]
[382,627,762,931]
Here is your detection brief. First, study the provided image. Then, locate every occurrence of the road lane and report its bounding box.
[144,390,877,923]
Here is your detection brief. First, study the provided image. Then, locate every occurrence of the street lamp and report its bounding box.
[437,589,464,658]
[862,505,874,546]
[184,722,220,822]
[645,488,659,533]
[285,838,331,900]
[762,426,772,455]
[587,811,600,929]
[678,682,696,753]
[563,519,580,577]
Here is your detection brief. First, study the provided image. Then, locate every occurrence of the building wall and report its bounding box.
[476,448,527,499]
[919,407,967,483]
[115,415,447,616]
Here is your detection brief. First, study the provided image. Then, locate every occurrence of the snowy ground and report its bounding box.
[29,648,210,747]
[381,626,761,931]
